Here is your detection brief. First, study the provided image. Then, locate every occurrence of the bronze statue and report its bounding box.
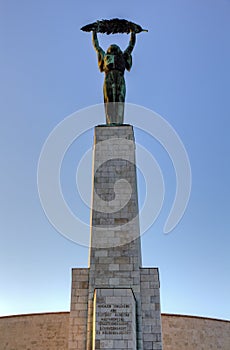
[81,19,147,125]
[92,30,136,124]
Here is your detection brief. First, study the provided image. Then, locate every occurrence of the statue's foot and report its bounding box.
[107,123,123,126]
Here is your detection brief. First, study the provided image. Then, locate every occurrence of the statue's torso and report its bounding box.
[103,53,126,73]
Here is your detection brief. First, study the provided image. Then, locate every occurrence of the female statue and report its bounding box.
[92,31,136,125]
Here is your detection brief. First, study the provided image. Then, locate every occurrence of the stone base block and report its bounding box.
[141,268,162,350]
[68,268,89,350]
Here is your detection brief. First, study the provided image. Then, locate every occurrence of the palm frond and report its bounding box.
[81,18,148,34]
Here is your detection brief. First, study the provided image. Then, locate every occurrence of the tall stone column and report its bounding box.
[68,125,163,350]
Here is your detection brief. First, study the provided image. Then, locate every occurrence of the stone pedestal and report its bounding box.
[68,126,163,350]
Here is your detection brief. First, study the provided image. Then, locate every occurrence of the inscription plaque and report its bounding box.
[93,288,136,349]
[97,303,131,335]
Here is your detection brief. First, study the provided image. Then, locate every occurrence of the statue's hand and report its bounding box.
[130,31,136,41]
[130,27,138,34]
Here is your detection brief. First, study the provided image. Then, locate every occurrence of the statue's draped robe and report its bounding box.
[93,33,135,124]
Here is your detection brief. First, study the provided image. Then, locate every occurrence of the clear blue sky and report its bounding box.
[1,0,230,320]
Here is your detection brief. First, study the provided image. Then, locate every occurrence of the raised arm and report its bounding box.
[124,32,136,55]
[123,32,136,71]
[92,31,105,72]
[92,31,104,53]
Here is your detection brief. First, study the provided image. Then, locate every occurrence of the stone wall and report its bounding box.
[0,312,69,350]
[0,312,229,349]
[161,313,230,350]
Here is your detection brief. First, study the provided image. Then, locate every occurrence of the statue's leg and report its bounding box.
[103,90,109,125]
[104,72,117,124]
[104,75,111,124]
[117,74,126,124]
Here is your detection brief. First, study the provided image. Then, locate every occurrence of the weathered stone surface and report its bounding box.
[68,268,89,350]
[69,126,162,349]
[93,288,136,349]
[85,126,145,350]
[1,313,230,349]
[0,312,69,350]
[141,268,162,350]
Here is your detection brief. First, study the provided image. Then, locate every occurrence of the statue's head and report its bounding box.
[106,44,122,55]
